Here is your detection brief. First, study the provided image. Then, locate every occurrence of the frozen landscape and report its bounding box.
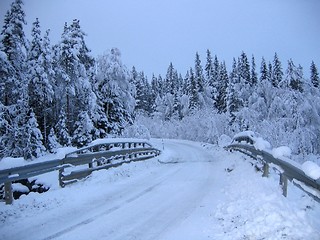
[1,138,320,240]
[1,0,320,239]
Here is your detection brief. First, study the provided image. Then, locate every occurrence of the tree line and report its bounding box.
[1,0,320,160]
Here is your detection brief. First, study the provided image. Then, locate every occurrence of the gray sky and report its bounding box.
[0,0,319,78]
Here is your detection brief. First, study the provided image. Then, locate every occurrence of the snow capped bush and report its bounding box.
[218,134,232,148]
[122,124,151,140]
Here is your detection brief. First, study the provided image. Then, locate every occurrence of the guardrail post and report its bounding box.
[262,162,269,177]
[59,168,65,188]
[4,181,13,205]
[279,173,288,197]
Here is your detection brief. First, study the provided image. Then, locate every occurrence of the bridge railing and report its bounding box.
[0,140,160,204]
[225,135,320,202]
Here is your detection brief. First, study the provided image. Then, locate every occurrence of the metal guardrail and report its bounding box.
[225,141,320,202]
[0,141,161,204]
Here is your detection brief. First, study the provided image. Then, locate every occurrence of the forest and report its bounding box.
[1,0,320,160]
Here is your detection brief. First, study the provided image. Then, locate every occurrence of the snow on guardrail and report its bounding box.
[232,130,271,151]
[232,131,320,180]
[229,131,320,201]
[302,161,320,180]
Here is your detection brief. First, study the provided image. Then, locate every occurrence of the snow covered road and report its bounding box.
[1,139,320,239]
[47,141,217,240]
[1,140,219,239]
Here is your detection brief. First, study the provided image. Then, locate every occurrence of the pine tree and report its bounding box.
[23,109,46,160]
[94,48,134,135]
[58,19,95,134]
[165,62,178,95]
[27,18,54,145]
[272,52,283,87]
[251,55,258,85]
[172,92,182,120]
[215,61,229,113]
[205,49,213,85]
[55,108,71,146]
[227,58,241,122]
[1,0,27,73]
[267,62,273,83]
[129,66,138,97]
[188,68,199,112]
[284,59,304,92]
[310,61,319,88]
[194,52,205,93]
[260,57,268,82]
[134,71,150,112]
[238,51,250,85]
[72,111,94,147]
[47,128,60,153]
[0,0,28,106]
[0,103,12,158]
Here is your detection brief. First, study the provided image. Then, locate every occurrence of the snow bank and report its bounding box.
[12,183,29,193]
[272,146,292,158]
[302,161,320,180]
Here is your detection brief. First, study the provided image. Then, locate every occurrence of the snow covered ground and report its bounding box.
[1,139,319,239]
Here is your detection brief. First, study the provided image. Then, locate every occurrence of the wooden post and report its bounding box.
[280,173,288,197]
[4,182,13,205]
[262,162,269,177]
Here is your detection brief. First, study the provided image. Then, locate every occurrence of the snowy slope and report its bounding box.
[1,139,319,239]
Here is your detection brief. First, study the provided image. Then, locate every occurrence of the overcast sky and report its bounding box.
[0,0,319,78]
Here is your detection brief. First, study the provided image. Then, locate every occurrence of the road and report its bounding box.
[2,139,320,239]
[2,139,220,240]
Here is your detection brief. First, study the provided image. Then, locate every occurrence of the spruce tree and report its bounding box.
[27,18,54,145]
[0,103,12,158]
[260,57,268,82]
[188,68,199,112]
[251,55,258,85]
[55,108,71,146]
[1,0,28,106]
[94,48,134,135]
[310,61,319,88]
[205,49,213,85]
[215,61,228,113]
[23,109,46,160]
[272,52,283,87]
[194,52,204,93]
[58,19,95,135]
[238,51,250,85]
[165,62,177,95]
[283,59,303,92]
[267,62,273,83]
[227,58,240,122]
[47,128,60,153]
[72,111,94,147]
